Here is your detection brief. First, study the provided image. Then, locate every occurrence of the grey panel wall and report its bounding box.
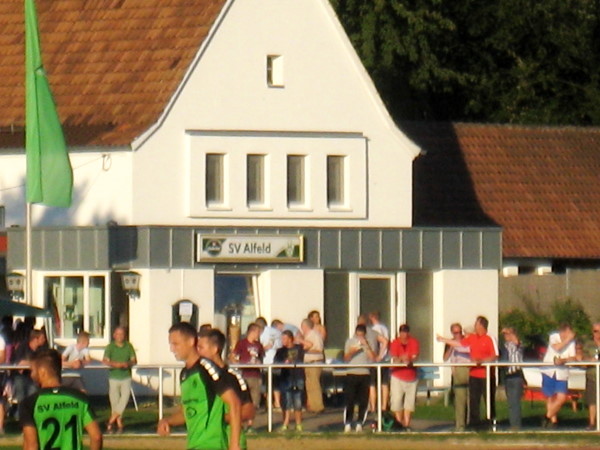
[7,226,501,272]
[406,272,434,362]
[324,272,349,349]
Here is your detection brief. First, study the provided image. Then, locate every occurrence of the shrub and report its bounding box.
[499,297,591,360]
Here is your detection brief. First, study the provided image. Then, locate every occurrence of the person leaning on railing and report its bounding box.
[500,327,525,431]
[540,323,576,429]
[438,316,498,430]
[582,323,600,430]
[342,324,375,433]
[443,323,470,432]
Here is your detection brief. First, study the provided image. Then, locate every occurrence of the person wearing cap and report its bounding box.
[389,324,419,431]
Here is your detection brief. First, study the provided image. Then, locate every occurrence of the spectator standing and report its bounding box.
[198,328,253,449]
[299,319,325,413]
[343,324,375,433]
[260,319,283,409]
[389,324,420,431]
[19,349,102,450]
[231,323,264,420]
[443,323,470,431]
[308,310,327,343]
[500,327,525,430]
[438,316,498,429]
[61,331,91,391]
[582,323,600,430]
[12,329,46,407]
[274,330,305,432]
[357,314,388,412]
[103,326,136,433]
[369,311,390,411]
[258,319,281,365]
[540,323,576,428]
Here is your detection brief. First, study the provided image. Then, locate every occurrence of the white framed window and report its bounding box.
[206,153,225,207]
[247,154,266,207]
[287,155,306,207]
[267,55,284,87]
[327,155,346,208]
[44,272,109,343]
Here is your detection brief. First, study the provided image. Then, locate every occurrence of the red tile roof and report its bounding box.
[0,0,226,147]
[407,122,600,260]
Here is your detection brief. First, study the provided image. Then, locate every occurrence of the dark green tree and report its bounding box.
[332,0,600,125]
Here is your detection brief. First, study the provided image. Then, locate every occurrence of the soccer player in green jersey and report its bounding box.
[20,349,102,450]
[157,322,241,450]
[198,328,255,449]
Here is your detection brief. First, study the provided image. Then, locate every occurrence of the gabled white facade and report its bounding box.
[131,0,419,227]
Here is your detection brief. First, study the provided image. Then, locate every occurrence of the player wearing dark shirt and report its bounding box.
[198,329,254,449]
[158,322,241,450]
[20,349,102,450]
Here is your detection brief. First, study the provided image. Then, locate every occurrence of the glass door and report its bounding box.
[349,273,397,338]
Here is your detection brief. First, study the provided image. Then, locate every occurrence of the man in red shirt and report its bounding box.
[390,324,420,430]
[438,316,498,429]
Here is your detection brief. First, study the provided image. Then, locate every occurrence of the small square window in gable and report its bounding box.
[266,55,284,87]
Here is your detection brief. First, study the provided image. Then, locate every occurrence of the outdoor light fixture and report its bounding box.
[120,271,141,300]
[5,272,25,301]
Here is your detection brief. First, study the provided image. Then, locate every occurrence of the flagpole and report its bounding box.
[26,202,33,305]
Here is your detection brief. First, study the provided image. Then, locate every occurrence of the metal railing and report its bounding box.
[1,360,598,433]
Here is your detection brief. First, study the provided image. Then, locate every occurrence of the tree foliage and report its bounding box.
[500,297,592,358]
[331,0,600,125]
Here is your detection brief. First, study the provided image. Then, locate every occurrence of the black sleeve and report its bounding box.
[214,370,237,396]
[228,368,252,405]
[19,394,37,428]
[296,345,304,363]
[274,348,284,363]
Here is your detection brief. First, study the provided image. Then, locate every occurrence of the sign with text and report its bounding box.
[197,234,304,263]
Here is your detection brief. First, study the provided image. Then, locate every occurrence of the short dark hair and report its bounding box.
[199,323,212,332]
[31,349,62,380]
[477,316,489,330]
[282,330,294,340]
[247,323,260,334]
[255,317,267,328]
[199,328,226,354]
[399,324,410,333]
[355,324,367,334]
[169,322,198,342]
[272,319,283,327]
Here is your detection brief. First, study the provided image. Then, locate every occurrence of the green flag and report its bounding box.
[25,0,72,207]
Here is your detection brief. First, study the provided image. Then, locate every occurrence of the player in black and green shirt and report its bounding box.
[157,322,241,450]
[20,349,102,450]
[198,328,255,449]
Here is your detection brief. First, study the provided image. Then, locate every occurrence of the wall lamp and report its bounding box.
[120,271,141,300]
[5,272,25,301]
